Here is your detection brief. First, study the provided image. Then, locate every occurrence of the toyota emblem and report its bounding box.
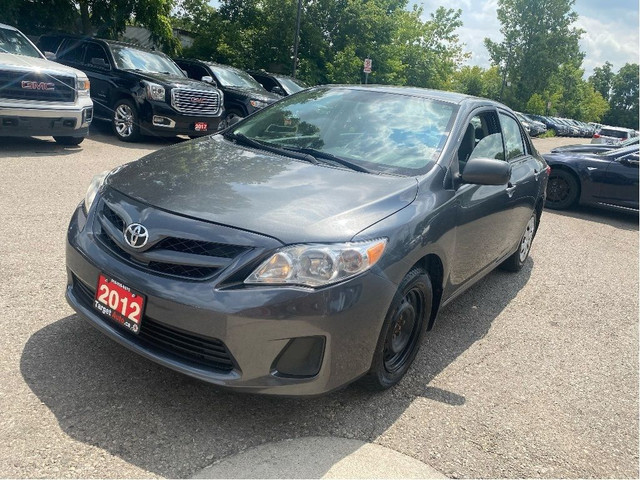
[124,223,149,249]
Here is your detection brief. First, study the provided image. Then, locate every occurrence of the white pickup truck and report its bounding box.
[0,23,93,145]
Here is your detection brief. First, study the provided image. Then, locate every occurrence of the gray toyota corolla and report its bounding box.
[66,85,548,395]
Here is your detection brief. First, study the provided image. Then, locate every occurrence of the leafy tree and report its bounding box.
[1,0,180,54]
[525,93,546,115]
[604,63,639,128]
[485,0,584,110]
[588,61,614,101]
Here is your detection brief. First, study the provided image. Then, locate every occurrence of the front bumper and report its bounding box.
[0,97,93,137]
[65,204,396,396]
[138,101,225,137]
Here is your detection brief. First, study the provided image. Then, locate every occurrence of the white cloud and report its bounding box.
[416,0,639,77]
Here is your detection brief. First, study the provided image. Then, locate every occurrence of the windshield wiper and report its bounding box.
[225,133,319,165]
[284,147,372,173]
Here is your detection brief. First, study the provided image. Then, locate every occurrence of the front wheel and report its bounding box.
[546,169,579,210]
[361,268,432,390]
[112,99,140,142]
[53,136,84,146]
[501,213,536,272]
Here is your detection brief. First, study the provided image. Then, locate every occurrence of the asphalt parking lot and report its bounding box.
[0,125,637,478]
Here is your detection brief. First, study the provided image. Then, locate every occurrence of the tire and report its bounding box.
[226,109,244,124]
[546,169,579,210]
[53,136,84,146]
[112,99,140,142]
[361,268,433,391]
[501,212,536,272]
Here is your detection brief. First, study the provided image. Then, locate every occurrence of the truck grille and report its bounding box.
[0,70,76,103]
[96,203,252,281]
[72,275,236,373]
[171,88,221,115]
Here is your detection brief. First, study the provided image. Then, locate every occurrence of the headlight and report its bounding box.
[245,239,387,288]
[144,82,166,101]
[77,78,90,96]
[249,99,268,109]
[84,170,110,213]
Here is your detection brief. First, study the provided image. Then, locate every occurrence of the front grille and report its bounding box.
[0,70,76,102]
[171,88,221,115]
[97,203,251,280]
[72,275,235,372]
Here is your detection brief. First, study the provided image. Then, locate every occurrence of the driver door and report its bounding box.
[600,152,639,209]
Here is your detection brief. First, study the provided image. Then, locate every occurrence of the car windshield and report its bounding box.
[111,45,184,76]
[210,66,264,89]
[277,77,307,95]
[229,87,457,176]
[0,28,42,58]
[601,144,639,158]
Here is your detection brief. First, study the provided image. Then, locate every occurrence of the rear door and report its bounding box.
[81,42,113,119]
[498,111,541,249]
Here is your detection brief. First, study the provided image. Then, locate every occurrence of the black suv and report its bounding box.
[175,59,280,122]
[42,35,225,141]
[248,70,308,96]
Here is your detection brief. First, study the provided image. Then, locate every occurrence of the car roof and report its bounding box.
[0,23,18,31]
[319,84,501,106]
[52,34,161,53]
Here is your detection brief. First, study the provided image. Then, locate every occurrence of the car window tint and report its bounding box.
[84,43,109,66]
[500,113,525,160]
[58,41,84,63]
[458,111,504,173]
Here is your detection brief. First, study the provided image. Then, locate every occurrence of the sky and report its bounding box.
[416,0,640,78]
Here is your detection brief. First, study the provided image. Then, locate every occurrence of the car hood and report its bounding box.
[222,85,280,103]
[130,70,219,91]
[0,52,86,78]
[106,135,418,244]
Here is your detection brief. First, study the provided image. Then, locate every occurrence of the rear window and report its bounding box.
[599,128,629,139]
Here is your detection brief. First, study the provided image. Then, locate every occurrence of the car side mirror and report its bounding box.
[90,57,109,68]
[461,157,512,186]
[271,86,285,96]
[201,75,217,86]
[621,154,639,166]
[44,51,56,60]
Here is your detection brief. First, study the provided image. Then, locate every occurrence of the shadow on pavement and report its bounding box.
[0,136,83,157]
[545,205,638,231]
[87,120,187,149]
[20,260,532,477]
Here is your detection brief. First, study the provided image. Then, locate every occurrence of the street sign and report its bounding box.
[363,58,372,73]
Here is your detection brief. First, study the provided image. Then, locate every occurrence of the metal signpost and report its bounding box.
[363,58,372,84]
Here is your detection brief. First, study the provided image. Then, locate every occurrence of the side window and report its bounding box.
[57,40,85,64]
[500,113,525,160]
[183,64,208,81]
[457,111,504,174]
[84,43,109,67]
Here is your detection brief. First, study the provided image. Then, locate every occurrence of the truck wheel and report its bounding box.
[360,268,432,390]
[112,99,140,142]
[54,136,84,146]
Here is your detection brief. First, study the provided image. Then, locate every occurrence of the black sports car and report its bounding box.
[543,145,639,211]
[551,136,639,154]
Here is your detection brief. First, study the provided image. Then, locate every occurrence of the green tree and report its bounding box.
[604,63,639,128]
[588,61,614,101]
[1,0,180,54]
[484,0,584,109]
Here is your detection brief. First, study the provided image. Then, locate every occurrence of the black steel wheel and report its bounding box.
[546,169,579,210]
[361,268,432,390]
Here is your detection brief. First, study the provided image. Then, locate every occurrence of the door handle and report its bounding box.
[506,183,516,198]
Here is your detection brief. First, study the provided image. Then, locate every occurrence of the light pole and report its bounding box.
[292,0,302,78]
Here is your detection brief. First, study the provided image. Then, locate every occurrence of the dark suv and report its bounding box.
[175,59,280,122]
[44,36,225,141]
[248,70,308,96]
